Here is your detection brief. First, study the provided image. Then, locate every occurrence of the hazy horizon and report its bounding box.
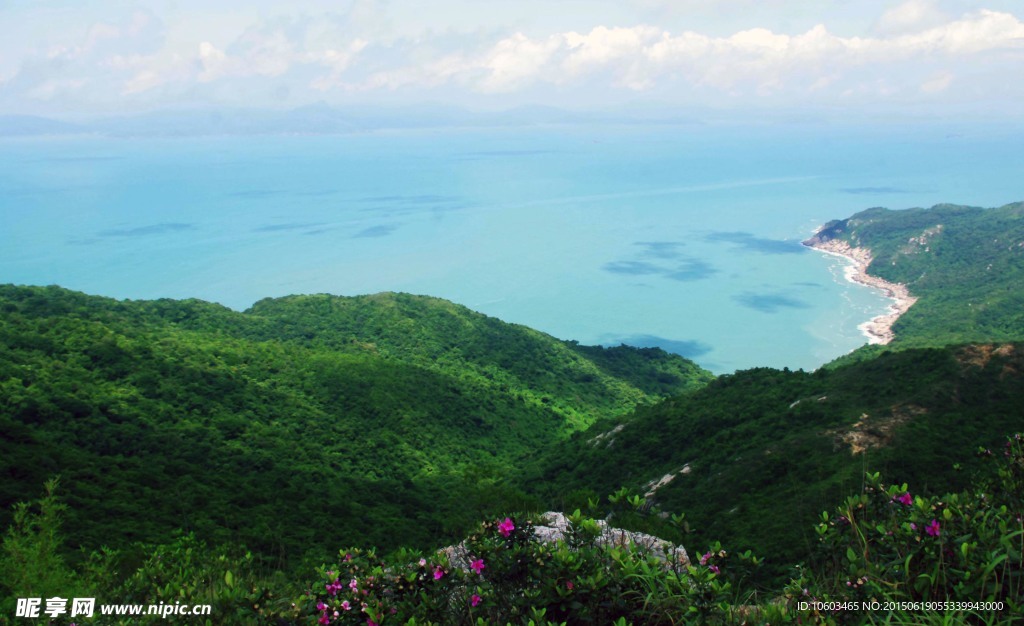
[1,1,1022,122]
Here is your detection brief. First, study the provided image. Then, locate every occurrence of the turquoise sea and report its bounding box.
[2,122,1022,373]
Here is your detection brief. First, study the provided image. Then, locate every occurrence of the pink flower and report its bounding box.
[367,620,377,626]
[699,551,712,566]
[894,492,913,506]
[498,517,515,537]
[318,613,330,625]
[317,601,328,611]
[709,565,720,574]
[471,594,482,607]
[566,581,574,590]
[341,601,351,611]
[470,559,485,574]
[433,567,445,580]
[910,522,917,530]
[349,578,359,591]
[326,578,343,596]
[926,519,941,537]
[419,558,427,567]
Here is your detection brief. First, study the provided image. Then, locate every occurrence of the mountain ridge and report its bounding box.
[0,284,709,563]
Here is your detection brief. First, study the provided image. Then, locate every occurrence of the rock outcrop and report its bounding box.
[443,511,689,569]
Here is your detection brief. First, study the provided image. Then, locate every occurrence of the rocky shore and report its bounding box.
[803,237,917,345]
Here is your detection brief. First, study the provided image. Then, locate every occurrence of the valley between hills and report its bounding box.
[2,201,1023,625]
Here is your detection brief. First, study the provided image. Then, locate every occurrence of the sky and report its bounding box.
[1,0,1023,119]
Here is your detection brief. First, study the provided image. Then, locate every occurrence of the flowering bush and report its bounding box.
[307,510,758,625]
[8,437,1022,626]
[802,434,1024,623]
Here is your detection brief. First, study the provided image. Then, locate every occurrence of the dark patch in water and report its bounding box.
[603,261,666,276]
[706,231,805,255]
[605,334,713,359]
[635,241,686,259]
[604,254,718,281]
[98,223,195,237]
[354,224,398,238]
[734,292,811,313]
[665,259,718,282]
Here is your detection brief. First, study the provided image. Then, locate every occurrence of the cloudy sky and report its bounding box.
[1,0,1022,118]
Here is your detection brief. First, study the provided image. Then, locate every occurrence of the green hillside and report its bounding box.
[4,201,1024,624]
[0,285,710,566]
[526,200,1024,583]
[528,343,1024,582]
[808,201,1024,348]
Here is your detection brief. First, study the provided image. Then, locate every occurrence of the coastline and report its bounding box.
[802,237,917,345]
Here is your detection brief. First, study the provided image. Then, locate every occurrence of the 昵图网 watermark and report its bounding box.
[15,597,213,620]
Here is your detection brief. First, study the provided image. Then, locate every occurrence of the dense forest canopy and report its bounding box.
[3,200,1024,624]
[811,201,1024,350]
[0,285,709,565]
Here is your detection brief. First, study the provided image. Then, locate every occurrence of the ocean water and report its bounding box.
[2,122,1022,373]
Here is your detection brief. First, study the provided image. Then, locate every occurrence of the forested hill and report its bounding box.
[528,342,1024,581]
[243,292,710,424]
[524,200,1024,582]
[807,201,1024,348]
[0,285,711,563]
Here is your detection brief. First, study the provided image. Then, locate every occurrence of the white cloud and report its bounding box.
[894,9,1024,54]
[198,42,230,83]
[334,9,1024,105]
[480,33,562,92]
[308,39,369,91]
[1,3,1022,113]
[876,0,949,35]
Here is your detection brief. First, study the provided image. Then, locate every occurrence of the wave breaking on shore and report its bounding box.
[802,235,917,345]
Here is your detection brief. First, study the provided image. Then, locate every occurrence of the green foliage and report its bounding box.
[93,533,297,626]
[0,481,299,626]
[307,439,1024,626]
[311,512,746,626]
[0,285,708,573]
[4,194,1024,625]
[3,444,1021,626]
[0,478,79,617]
[530,345,1024,584]
[794,434,1024,625]
[811,201,1024,347]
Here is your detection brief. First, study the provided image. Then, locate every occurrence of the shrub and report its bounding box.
[802,434,1024,624]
